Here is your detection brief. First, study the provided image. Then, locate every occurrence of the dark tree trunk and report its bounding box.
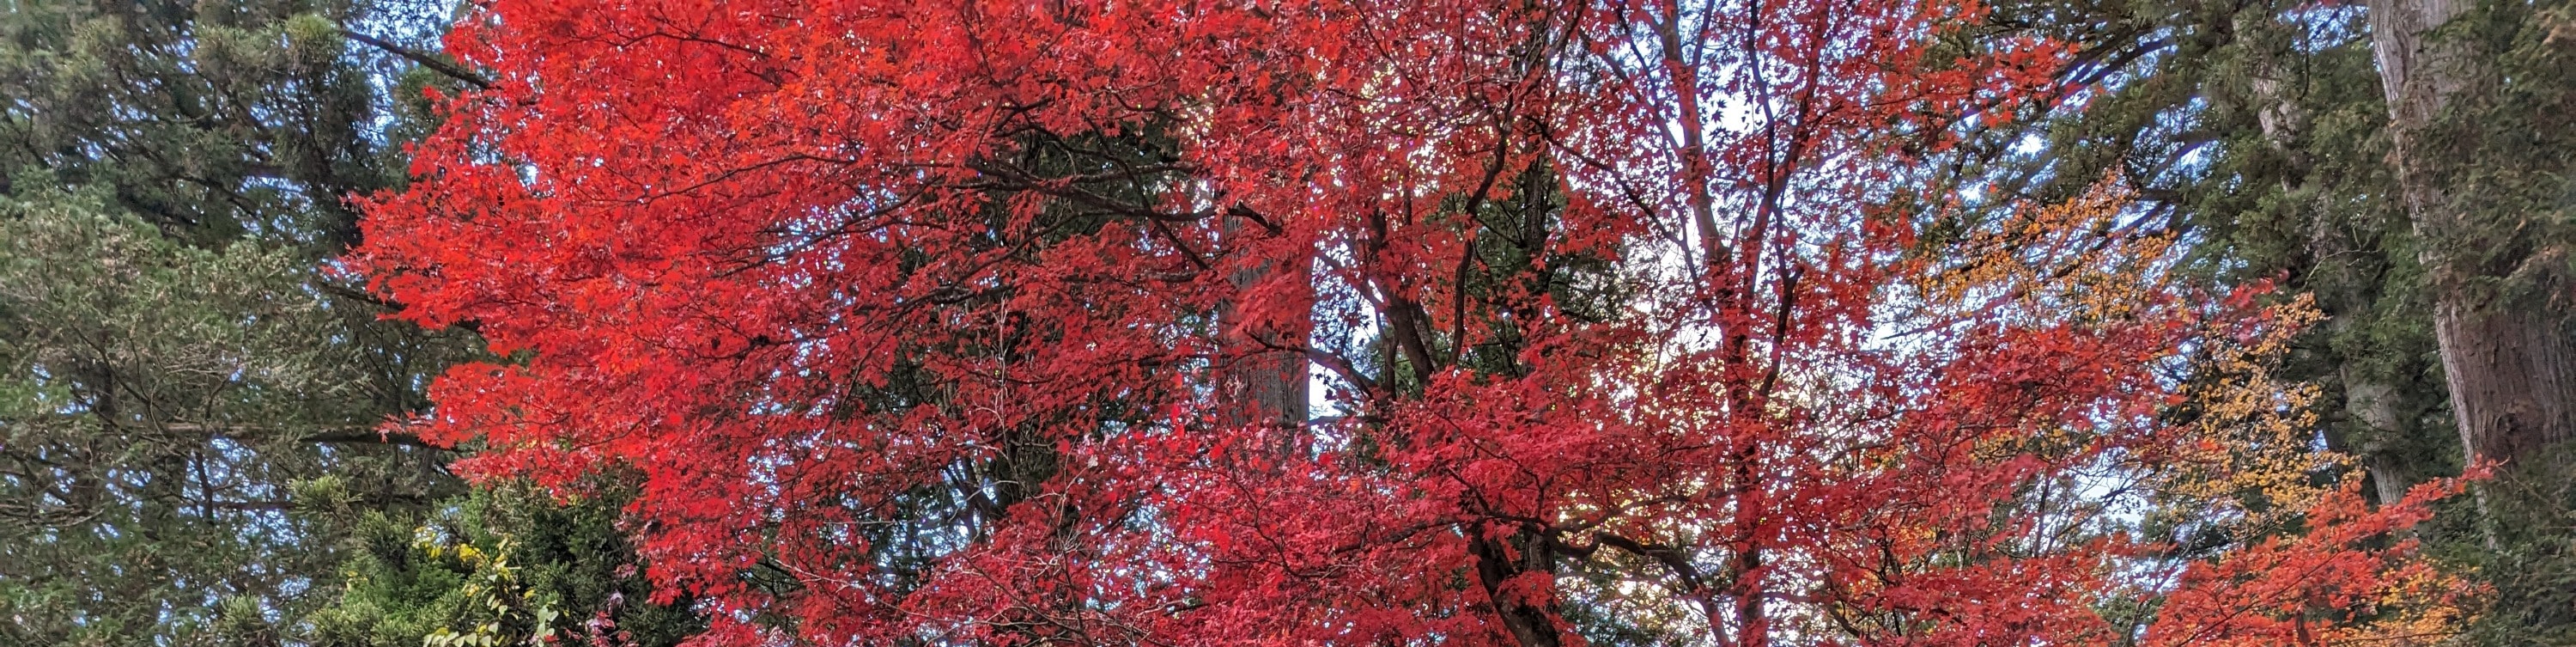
[1217,215,1310,439]
[1468,529,1564,647]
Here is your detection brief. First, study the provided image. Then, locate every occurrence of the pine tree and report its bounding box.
[0,2,472,644]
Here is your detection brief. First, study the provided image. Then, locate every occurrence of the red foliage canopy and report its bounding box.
[357,1,2461,645]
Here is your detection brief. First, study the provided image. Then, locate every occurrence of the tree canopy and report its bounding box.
[351,1,2470,644]
[9,0,2573,644]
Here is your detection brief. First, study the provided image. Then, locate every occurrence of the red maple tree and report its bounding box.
[357,1,2464,644]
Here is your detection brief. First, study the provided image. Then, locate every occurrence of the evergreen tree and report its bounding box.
[1954,0,2448,504]
[0,3,686,644]
[303,477,702,647]
[1963,0,2576,640]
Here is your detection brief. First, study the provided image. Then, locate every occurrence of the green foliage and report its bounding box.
[0,2,485,644]
[2419,0,2576,305]
[1968,0,2576,641]
[1971,0,2455,491]
[0,185,379,645]
[0,173,469,647]
[2416,455,2576,645]
[304,479,701,647]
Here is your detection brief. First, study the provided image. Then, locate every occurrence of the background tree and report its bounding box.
[2369,0,2576,478]
[0,2,696,644]
[1952,0,2576,639]
[302,477,702,647]
[1947,0,2446,506]
[0,2,459,643]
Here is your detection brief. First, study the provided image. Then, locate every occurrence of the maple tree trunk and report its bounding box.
[2370,0,2576,471]
[1468,530,1564,647]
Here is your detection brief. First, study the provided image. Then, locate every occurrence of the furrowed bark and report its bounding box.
[2370,0,2576,472]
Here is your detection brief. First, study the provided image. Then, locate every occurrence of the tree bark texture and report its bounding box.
[2369,0,2576,470]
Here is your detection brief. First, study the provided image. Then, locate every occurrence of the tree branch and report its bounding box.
[341,28,492,90]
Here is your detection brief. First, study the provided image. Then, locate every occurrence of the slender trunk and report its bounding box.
[2306,172,2428,504]
[2369,0,2576,471]
[2342,380,2427,504]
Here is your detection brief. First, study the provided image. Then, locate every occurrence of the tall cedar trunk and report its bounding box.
[2309,154,2427,506]
[2429,306,2576,462]
[2369,0,2576,470]
[2342,378,2427,504]
[1218,215,1310,438]
[2247,46,2427,504]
